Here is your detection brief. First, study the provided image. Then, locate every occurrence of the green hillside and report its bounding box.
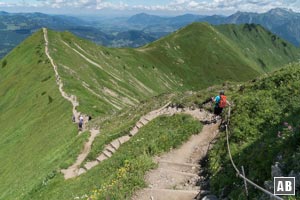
[0,30,87,200]
[208,64,300,198]
[46,22,300,116]
[216,23,300,72]
[0,22,300,199]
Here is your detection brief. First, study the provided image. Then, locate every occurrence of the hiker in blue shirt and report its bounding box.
[212,90,230,116]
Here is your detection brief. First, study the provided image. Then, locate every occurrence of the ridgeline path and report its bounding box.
[43,28,100,179]
[43,28,220,200]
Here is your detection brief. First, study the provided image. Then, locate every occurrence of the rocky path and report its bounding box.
[132,120,220,200]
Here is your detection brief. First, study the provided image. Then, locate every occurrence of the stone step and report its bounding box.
[102,150,112,158]
[158,160,199,174]
[110,140,120,150]
[143,117,150,122]
[96,154,109,162]
[106,145,116,154]
[140,118,149,125]
[129,127,138,137]
[133,188,199,200]
[136,122,144,129]
[78,168,86,176]
[84,160,99,170]
[118,135,130,144]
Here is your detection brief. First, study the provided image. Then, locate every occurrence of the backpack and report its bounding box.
[219,95,227,108]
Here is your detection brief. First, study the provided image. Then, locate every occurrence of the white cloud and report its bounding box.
[0,1,18,7]
[1,0,300,14]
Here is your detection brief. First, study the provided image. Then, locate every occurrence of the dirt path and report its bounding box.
[61,129,100,179]
[43,28,219,193]
[132,121,220,200]
[43,28,84,124]
[43,28,100,179]
[70,104,215,180]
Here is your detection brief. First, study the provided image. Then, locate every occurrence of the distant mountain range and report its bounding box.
[1,8,300,59]
[0,12,162,58]
[219,8,300,47]
[125,8,300,47]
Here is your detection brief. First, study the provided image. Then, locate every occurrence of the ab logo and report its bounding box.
[274,177,295,195]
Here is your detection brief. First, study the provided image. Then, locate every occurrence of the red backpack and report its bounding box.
[219,95,227,108]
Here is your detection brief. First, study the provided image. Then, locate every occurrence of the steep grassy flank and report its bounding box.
[209,64,300,198]
[47,30,180,116]
[45,23,300,116]
[142,23,260,86]
[216,24,300,72]
[22,114,202,200]
[0,30,88,200]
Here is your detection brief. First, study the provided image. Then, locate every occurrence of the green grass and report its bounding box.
[0,30,87,200]
[208,63,300,198]
[21,114,202,200]
[1,22,300,200]
[216,24,300,72]
[86,93,174,161]
[45,23,300,116]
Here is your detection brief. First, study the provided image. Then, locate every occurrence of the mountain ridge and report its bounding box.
[1,22,300,199]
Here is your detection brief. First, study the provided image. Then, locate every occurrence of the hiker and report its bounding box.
[78,120,83,131]
[72,115,75,123]
[78,115,84,131]
[79,115,84,123]
[88,115,92,121]
[212,90,230,117]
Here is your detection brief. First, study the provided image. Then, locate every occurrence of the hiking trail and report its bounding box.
[43,29,220,199]
[68,104,217,182]
[132,110,220,200]
[43,28,100,178]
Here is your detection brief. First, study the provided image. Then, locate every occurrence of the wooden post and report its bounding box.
[242,166,249,198]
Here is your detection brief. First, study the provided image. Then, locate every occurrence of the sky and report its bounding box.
[0,0,300,16]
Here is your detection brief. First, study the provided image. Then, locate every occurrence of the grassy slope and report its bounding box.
[208,64,300,198]
[46,22,300,117]
[142,23,260,86]
[0,30,88,200]
[23,114,202,200]
[1,22,300,199]
[47,30,180,116]
[216,24,300,72]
